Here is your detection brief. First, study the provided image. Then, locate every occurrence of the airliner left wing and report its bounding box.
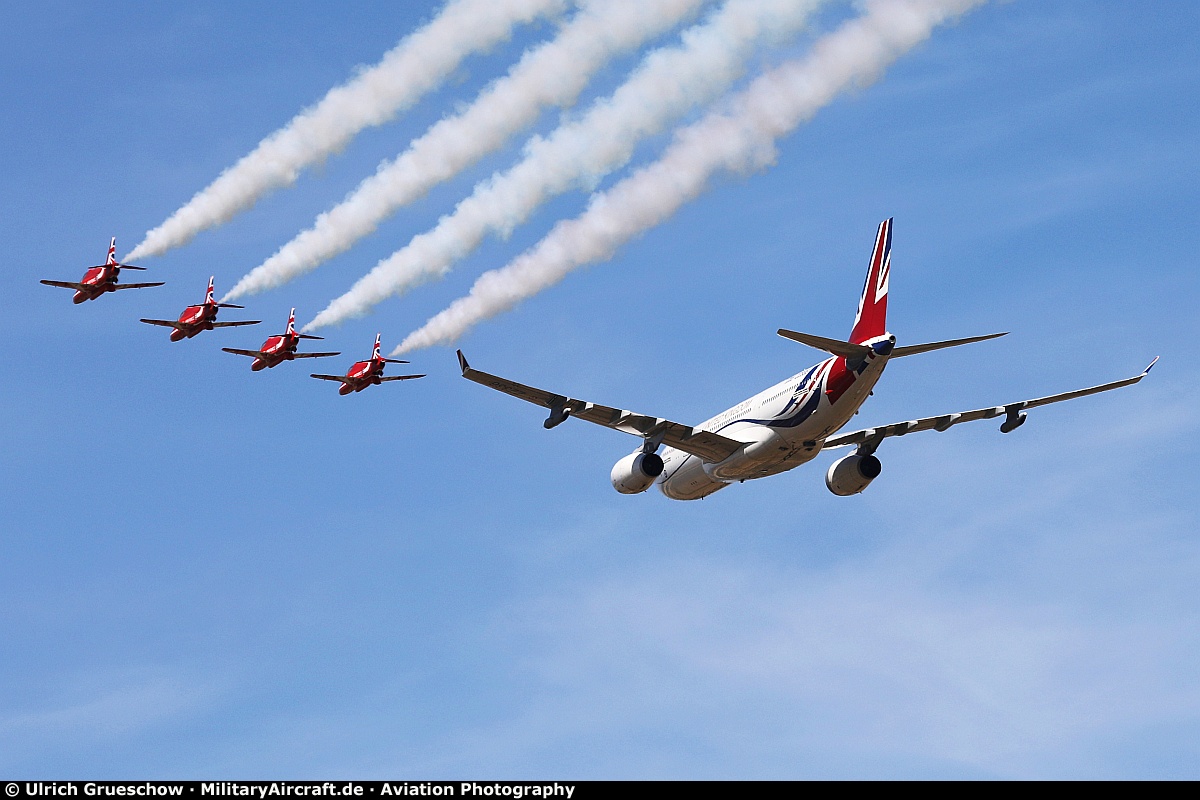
[823,358,1159,452]
[458,351,743,463]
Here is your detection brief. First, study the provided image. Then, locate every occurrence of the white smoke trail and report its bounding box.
[396,0,987,354]
[306,0,828,329]
[225,0,711,302]
[126,0,567,262]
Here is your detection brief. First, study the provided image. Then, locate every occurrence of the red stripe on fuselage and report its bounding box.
[825,358,855,404]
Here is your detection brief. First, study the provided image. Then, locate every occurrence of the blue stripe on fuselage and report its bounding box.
[660,364,825,484]
[709,363,824,435]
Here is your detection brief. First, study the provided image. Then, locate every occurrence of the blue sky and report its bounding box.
[1,0,1198,778]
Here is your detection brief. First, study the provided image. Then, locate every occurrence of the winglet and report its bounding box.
[457,349,470,375]
[1144,356,1160,375]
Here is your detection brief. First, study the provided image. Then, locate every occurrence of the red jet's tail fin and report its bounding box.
[107,237,118,266]
[205,276,216,305]
[372,333,382,361]
[849,218,892,345]
[286,308,297,335]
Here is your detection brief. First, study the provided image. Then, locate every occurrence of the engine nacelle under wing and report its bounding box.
[825,453,882,496]
[610,452,665,495]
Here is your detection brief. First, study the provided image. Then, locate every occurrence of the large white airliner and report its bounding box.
[458,219,1157,500]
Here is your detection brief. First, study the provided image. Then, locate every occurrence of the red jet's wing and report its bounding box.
[210,320,262,328]
[140,318,188,330]
[291,351,341,359]
[310,374,353,383]
[112,282,165,290]
[221,348,268,358]
[379,374,426,382]
[40,280,90,290]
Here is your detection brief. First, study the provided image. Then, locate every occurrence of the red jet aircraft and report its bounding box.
[140,277,260,341]
[311,334,425,395]
[222,308,340,370]
[40,237,164,303]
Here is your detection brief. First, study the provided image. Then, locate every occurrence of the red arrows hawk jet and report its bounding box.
[222,308,340,370]
[140,277,260,341]
[311,334,425,395]
[40,237,164,303]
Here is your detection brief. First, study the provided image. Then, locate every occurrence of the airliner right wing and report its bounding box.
[823,358,1159,452]
[457,351,743,463]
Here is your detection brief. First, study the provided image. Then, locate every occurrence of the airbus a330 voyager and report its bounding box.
[458,219,1157,500]
[40,238,163,303]
[222,308,340,371]
[140,277,260,341]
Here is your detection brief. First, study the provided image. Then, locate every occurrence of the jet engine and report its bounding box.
[825,453,882,496]
[610,451,665,495]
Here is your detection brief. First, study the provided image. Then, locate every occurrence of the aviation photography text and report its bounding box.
[12,785,578,800]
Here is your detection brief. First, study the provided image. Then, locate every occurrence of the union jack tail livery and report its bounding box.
[106,237,118,266]
[849,218,891,344]
[286,308,297,336]
[204,276,216,305]
[372,333,382,361]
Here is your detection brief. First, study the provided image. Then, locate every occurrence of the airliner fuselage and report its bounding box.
[658,337,893,500]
